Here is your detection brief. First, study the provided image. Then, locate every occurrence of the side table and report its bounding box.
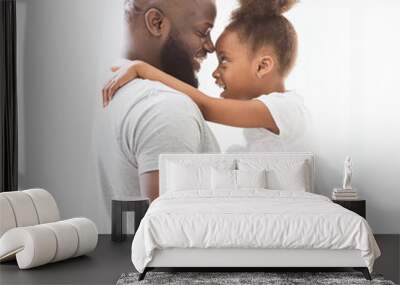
[332,199,366,219]
[112,197,149,242]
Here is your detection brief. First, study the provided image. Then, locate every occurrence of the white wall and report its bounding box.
[16,0,105,226]
[17,0,400,234]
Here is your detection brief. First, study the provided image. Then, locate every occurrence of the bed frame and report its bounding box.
[140,248,371,280]
[138,153,372,281]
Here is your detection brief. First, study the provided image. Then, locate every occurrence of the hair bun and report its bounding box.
[233,0,298,20]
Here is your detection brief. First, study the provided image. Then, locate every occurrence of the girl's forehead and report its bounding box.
[215,31,235,49]
[216,31,235,48]
[216,30,247,54]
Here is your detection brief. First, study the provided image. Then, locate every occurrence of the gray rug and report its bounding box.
[116,271,396,285]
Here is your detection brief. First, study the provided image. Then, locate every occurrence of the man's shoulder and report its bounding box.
[121,78,194,102]
[148,80,197,104]
[131,79,200,113]
[109,79,197,113]
[116,79,204,125]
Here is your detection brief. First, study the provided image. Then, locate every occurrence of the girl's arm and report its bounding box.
[103,60,279,133]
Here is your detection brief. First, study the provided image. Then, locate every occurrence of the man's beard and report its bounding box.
[160,34,199,88]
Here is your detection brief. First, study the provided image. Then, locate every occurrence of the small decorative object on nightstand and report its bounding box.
[342,156,353,190]
[112,197,149,242]
[332,199,366,219]
[332,156,359,200]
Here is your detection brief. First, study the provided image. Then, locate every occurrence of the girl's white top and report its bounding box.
[228,91,314,153]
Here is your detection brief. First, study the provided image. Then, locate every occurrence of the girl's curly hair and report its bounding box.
[228,0,299,77]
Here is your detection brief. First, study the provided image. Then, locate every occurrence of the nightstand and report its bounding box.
[332,199,366,219]
[111,197,149,242]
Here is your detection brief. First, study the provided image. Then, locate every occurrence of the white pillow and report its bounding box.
[167,163,211,191]
[211,168,236,191]
[267,162,307,191]
[238,159,310,192]
[236,169,267,189]
[211,169,268,191]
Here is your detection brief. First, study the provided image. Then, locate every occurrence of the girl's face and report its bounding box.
[212,30,259,100]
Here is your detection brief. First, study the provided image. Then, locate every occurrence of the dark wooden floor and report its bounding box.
[0,235,134,285]
[0,234,398,285]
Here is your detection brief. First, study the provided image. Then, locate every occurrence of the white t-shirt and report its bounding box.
[227,91,313,153]
[94,79,220,220]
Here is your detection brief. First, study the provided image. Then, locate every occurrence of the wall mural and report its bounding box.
[95,0,313,204]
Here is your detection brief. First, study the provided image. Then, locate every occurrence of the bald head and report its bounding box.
[122,0,216,87]
[124,0,215,22]
[124,0,216,37]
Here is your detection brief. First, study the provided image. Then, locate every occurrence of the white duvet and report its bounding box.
[131,190,380,273]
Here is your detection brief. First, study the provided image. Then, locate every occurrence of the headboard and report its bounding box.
[159,153,315,195]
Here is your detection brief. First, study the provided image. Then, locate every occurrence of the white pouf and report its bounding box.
[0,189,98,269]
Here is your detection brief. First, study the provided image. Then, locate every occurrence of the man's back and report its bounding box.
[95,79,219,223]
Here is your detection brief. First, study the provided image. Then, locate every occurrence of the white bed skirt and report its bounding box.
[148,248,366,268]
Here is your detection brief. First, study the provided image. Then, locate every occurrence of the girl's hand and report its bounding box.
[102,60,141,107]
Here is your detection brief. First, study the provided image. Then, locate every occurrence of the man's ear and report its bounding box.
[144,8,170,38]
[256,55,274,79]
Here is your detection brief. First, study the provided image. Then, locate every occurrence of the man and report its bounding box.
[95,0,220,216]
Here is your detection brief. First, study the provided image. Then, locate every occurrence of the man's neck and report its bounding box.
[122,48,162,70]
[122,48,136,62]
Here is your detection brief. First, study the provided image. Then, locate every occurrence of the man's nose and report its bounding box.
[212,68,219,80]
[204,34,215,53]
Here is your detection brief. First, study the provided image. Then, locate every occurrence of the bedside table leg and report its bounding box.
[112,201,124,242]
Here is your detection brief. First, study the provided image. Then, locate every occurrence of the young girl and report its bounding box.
[103,0,311,152]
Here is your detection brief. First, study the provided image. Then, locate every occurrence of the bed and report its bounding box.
[131,153,381,281]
